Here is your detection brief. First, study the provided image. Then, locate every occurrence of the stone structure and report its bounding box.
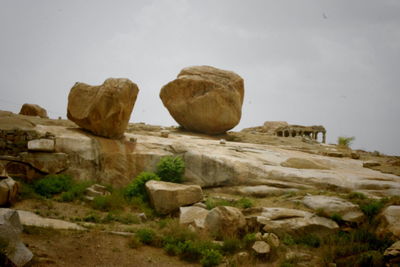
[19,103,48,119]
[275,125,326,143]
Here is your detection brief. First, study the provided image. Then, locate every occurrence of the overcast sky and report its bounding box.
[0,0,399,155]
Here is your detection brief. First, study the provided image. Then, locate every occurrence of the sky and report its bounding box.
[0,0,399,155]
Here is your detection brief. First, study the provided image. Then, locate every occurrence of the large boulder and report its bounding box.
[204,206,246,237]
[377,205,400,238]
[160,65,244,135]
[179,206,209,228]
[67,78,139,139]
[19,152,69,174]
[302,195,364,223]
[0,209,33,266]
[19,103,48,118]
[145,180,203,214]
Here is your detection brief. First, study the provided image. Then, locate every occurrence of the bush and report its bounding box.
[243,233,257,248]
[156,156,185,183]
[200,249,223,267]
[33,174,73,197]
[237,198,254,209]
[59,181,92,202]
[360,199,384,221]
[136,228,157,245]
[222,237,242,254]
[91,191,125,212]
[331,213,344,224]
[295,233,321,248]
[338,136,355,148]
[125,172,160,201]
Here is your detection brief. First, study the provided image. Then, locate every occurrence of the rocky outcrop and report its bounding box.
[245,207,339,235]
[19,103,48,118]
[145,180,203,214]
[302,195,364,223]
[0,209,33,266]
[67,78,139,139]
[160,66,244,134]
[19,152,69,174]
[204,206,246,237]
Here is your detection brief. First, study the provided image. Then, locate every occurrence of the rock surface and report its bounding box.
[160,66,244,134]
[179,206,209,227]
[384,240,400,263]
[377,205,400,238]
[302,195,364,223]
[252,241,270,254]
[246,207,339,235]
[145,180,203,214]
[0,177,19,206]
[19,152,69,174]
[67,78,139,139]
[0,209,33,266]
[19,103,48,118]
[16,209,85,230]
[204,206,246,237]
[281,157,329,170]
[27,138,55,152]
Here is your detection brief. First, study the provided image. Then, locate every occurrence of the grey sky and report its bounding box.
[1,0,399,155]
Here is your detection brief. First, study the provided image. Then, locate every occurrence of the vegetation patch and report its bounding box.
[338,136,355,148]
[156,156,185,183]
[124,172,160,201]
[33,174,73,198]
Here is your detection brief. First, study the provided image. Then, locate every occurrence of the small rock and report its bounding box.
[179,206,209,226]
[363,161,381,168]
[27,139,55,152]
[219,139,226,145]
[252,241,270,254]
[254,232,263,241]
[263,232,280,247]
[85,184,110,198]
[236,251,249,262]
[0,177,19,206]
[138,213,147,222]
[160,130,169,138]
[384,240,400,261]
[204,206,246,237]
[129,137,137,143]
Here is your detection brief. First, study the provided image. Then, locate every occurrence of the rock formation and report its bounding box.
[19,103,48,118]
[160,65,244,135]
[67,78,139,139]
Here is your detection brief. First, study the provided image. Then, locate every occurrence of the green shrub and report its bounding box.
[125,172,160,201]
[360,200,384,221]
[200,249,223,267]
[243,233,257,248]
[83,213,102,223]
[205,198,232,210]
[33,174,73,197]
[156,156,185,183]
[221,237,242,254]
[338,136,355,148]
[331,213,344,224]
[102,212,140,224]
[282,234,295,246]
[237,198,253,209]
[91,191,126,212]
[136,228,157,245]
[59,181,92,202]
[295,233,321,248]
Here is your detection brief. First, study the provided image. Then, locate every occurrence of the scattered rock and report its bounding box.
[235,251,250,263]
[85,184,110,200]
[0,209,33,266]
[377,205,400,238]
[67,78,139,139]
[254,232,263,241]
[19,103,48,118]
[246,207,339,235]
[19,152,69,174]
[0,177,19,206]
[204,206,246,237]
[27,138,55,152]
[384,240,400,263]
[145,180,203,214]
[160,65,244,135]
[219,139,226,145]
[281,158,328,170]
[160,129,169,138]
[263,232,280,247]
[302,195,364,223]
[252,241,270,254]
[179,206,209,227]
[363,161,381,168]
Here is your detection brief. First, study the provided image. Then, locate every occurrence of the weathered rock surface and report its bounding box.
[384,240,400,263]
[160,66,244,134]
[179,206,209,227]
[0,177,19,206]
[67,78,139,139]
[377,205,400,238]
[281,157,329,170]
[145,180,203,214]
[16,209,85,230]
[19,152,69,174]
[204,206,246,237]
[0,209,33,266]
[263,232,280,247]
[363,161,381,168]
[302,195,364,223]
[245,207,339,235]
[236,185,297,197]
[19,103,48,118]
[252,241,270,254]
[27,138,54,152]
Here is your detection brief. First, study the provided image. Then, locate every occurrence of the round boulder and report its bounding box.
[160,66,244,135]
[67,78,139,139]
[19,103,48,118]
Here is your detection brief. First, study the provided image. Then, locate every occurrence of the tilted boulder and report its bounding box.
[19,103,48,118]
[0,177,19,206]
[67,78,139,139]
[302,195,364,223]
[160,65,244,135]
[204,206,246,237]
[145,180,203,214]
[0,209,33,266]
